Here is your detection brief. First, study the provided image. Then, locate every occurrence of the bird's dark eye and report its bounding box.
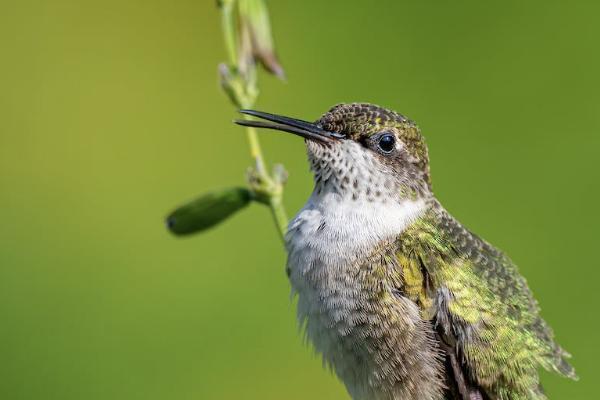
[377,133,395,153]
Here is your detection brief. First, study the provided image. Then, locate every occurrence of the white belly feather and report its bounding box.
[285,191,426,399]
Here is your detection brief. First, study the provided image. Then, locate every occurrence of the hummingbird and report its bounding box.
[235,103,577,400]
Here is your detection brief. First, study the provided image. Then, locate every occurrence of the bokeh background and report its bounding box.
[1,1,598,399]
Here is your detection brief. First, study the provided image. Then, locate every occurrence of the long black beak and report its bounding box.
[234,110,345,143]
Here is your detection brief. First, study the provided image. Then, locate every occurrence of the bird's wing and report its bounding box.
[396,205,576,400]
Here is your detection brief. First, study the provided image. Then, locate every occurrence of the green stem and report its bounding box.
[220,0,238,66]
[269,195,288,242]
[218,0,288,243]
[243,124,266,174]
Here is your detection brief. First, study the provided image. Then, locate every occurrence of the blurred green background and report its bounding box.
[1,0,598,399]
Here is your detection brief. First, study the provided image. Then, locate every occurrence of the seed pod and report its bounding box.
[166,187,251,236]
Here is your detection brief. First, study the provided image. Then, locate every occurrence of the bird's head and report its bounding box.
[236,103,432,203]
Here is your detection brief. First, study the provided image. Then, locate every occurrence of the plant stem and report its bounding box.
[268,195,288,242]
[243,118,288,241]
[218,0,288,242]
[242,118,289,242]
[220,0,238,65]
[244,124,266,174]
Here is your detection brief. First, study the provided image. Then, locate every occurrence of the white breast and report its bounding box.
[286,191,425,274]
[284,191,426,399]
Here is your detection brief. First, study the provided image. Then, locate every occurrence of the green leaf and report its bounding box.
[166,187,251,236]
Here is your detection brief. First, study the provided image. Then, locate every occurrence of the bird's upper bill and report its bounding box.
[235,109,345,143]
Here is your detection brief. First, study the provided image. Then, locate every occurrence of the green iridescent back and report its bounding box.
[397,202,577,399]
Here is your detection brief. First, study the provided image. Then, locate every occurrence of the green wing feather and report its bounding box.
[397,203,577,400]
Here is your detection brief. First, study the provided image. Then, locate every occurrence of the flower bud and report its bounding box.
[166,187,251,235]
[238,0,285,79]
